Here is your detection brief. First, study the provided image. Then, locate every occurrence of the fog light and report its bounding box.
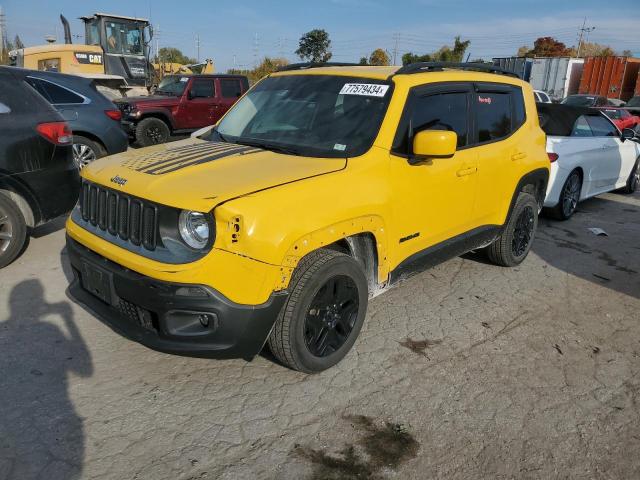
[199,314,211,327]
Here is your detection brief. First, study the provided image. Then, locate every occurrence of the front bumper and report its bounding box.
[66,236,288,360]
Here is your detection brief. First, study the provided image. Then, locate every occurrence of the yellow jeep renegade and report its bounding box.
[66,62,549,373]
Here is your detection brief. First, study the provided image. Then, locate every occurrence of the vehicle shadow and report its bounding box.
[30,215,68,239]
[532,192,640,300]
[0,279,93,479]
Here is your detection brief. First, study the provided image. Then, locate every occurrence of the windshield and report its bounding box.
[213,75,392,158]
[105,21,143,55]
[562,96,595,107]
[602,109,623,119]
[156,76,188,95]
[627,96,640,107]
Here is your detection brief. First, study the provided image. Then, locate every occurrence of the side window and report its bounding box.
[26,78,84,104]
[571,116,593,137]
[585,115,618,136]
[220,79,242,98]
[412,92,469,148]
[541,92,551,103]
[0,102,10,114]
[190,79,215,98]
[37,58,60,72]
[476,92,512,143]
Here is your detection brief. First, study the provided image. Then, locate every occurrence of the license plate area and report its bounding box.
[80,261,114,305]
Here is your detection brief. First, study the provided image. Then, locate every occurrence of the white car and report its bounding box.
[534,90,552,103]
[538,104,639,219]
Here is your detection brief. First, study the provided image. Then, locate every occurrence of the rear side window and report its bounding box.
[0,102,10,114]
[190,79,215,98]
[571,116,593,137]
[26,77,84,104]
[586,115,618,136]
[0,73,43,114]
[476,92,512,142]
[220,78,242,98]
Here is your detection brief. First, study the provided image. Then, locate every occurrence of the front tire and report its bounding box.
[622,160,639,194]
[0,194,27,269]
[135,117,170,147]
[268,249,368,373]
[486,192,538,267]
[72,136,106,169]
[550,169,582,220]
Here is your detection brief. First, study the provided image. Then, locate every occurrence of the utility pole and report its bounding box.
[576,18,595,58]
[253,32,259,67]
[392,32,399,66]
[0,6,6,59]
[155,24,160,62]
[196,34,200,62]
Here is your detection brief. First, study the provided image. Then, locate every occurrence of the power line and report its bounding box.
[576,17,595,57]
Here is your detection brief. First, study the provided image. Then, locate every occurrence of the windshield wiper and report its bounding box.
[234,139,301,156]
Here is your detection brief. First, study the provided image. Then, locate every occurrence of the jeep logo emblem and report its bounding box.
[110,175,128,187]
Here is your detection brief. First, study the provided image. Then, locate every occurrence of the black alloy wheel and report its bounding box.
[511,205,535,258]
[561,171,581,218]
[303,275,360,357]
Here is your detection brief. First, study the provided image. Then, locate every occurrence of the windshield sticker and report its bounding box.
[180,77,189,82]
[333,143,347,151]
[340,83,389,97]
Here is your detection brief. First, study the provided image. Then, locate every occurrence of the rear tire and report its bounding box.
[550,169,582,220]
[268,249,368,373]
[622,160,639,194]
[135,117,170,147]
[0,194,27,269]
[72,135,106,169]
[486,192,538,267]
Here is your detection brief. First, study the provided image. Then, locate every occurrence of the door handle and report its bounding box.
[456,166,477,177]
[511,152,527,161]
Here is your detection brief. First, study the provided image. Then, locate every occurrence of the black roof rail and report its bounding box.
[276,62,366,72]
[395,62,520,78]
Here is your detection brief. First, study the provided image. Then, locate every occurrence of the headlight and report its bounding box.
[178,210,210,249]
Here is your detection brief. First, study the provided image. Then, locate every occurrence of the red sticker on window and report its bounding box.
[478,96,492,104]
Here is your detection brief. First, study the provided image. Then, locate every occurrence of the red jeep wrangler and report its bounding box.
[116,74,249,146]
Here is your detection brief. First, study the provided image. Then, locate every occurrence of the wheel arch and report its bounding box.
[0,181,37,228]
[138,111,175,130]
[505,168,549,222]
[72,131,107,151]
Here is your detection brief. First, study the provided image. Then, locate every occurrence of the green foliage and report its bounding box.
[295,29,332,63]
[402,36,470,65]
[368,48,390,66]
[228,57,289,84]
[156,47,197,65]
[359,56,368,65]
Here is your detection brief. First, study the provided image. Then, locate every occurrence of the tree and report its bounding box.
[527,37,572,57]
[157,47,197,65]
[517,45,530,57]
[368,48,390,66]
[578,42,614,57]
[13,35,24,50]
[401,36,470,65]
[622,50,633,57]
[359,56,368,65]
[228,57,289,84]
[296,29,332,63]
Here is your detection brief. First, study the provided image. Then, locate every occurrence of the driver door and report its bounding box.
[183,78,218,129]
[389,83,478,265]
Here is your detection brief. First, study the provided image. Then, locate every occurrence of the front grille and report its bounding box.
[116,102,131,115]
[80,181,158,251]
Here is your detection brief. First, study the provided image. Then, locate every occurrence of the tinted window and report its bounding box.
[571,116,593,137]
[602,109,622,120]
[476,92,512,142]
[586,115,618,136]
[26,77,84,104]
[220,79,242,98]
[0,101,10,114]
[190,79,215,98]
[540,92,551,103]
[394,92,468,154]
[562,95,596,107]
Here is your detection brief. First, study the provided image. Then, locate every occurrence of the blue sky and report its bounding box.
[4,0,639,72]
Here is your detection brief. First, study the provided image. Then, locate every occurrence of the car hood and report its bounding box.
[81,138,347,212]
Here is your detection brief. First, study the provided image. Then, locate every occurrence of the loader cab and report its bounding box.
[81,13,151,87]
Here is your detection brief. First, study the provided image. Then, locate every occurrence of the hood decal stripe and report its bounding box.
[126,143,244,174]
[140,147,246,174]
[149,146,262,175]
[136,144,239,173]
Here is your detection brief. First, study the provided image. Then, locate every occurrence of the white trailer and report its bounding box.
[529,57,584,101]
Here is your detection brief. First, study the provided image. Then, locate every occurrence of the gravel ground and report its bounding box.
[0,190,638,480]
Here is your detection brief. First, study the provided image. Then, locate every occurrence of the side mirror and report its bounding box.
[621,128,636,141]
[410,130,457,165]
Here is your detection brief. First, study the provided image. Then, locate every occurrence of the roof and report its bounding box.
[537,103,601,136]
[20,44,103,54]
[80,13,149,22]
[272,65,398,80]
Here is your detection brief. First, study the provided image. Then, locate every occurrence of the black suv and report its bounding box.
[22,69,128,168]
[0,67,80,268]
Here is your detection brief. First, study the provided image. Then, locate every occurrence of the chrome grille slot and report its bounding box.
[79,180,158,251]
